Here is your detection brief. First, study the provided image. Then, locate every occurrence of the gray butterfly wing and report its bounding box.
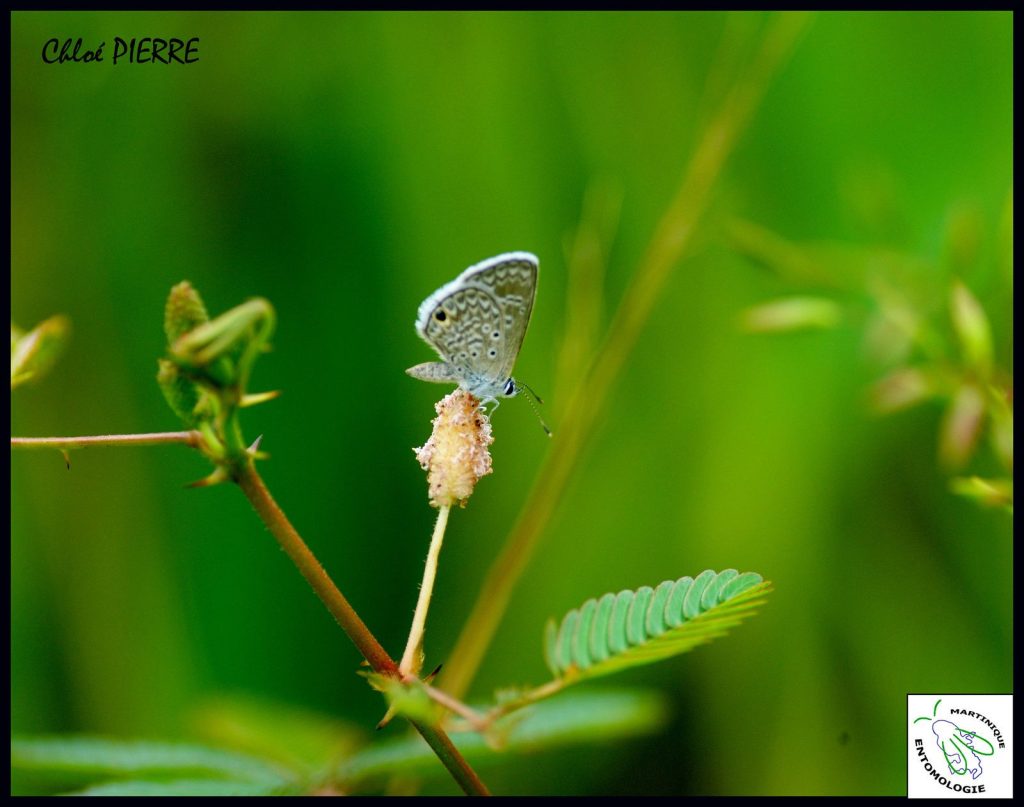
[417,284,507,388]
[415,252,538,387]
[462,253,538,380]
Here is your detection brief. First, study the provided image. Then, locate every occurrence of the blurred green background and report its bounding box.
[11,11,1012,796]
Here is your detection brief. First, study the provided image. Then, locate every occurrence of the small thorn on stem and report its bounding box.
[61,449,71,469]
[241,390,281,408]
[186,467,229,488]
[376,703,399,731]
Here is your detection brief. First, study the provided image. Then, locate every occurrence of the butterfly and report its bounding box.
[407,251,540,409]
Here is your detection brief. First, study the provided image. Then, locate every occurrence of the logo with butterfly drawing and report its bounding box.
[908,695,1011,798]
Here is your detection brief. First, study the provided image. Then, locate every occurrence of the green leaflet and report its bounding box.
[10,736,287,791]
[543,570,770,681]
[187,694,365,775]
[66,778,290,796]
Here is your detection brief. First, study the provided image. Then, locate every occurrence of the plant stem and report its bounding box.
[410,720,491,796]
[439,12,810,703]
[232,462,489,796]
[482,679,567,725]
[401,504,451,675]
[11,438,488,794]
[421,681,488,731]
[10,431,202,451]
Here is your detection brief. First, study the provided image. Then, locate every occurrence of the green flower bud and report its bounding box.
[164,281,210,345]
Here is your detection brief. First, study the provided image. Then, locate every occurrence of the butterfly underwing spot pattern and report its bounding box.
[407,251,539,407]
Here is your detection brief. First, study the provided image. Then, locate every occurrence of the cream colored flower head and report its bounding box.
[414,390,494,508]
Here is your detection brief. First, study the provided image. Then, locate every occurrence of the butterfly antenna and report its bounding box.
[517,381,552,437]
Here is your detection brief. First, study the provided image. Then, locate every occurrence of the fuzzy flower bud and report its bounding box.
[414,390,494,508]
[164,280,210,345]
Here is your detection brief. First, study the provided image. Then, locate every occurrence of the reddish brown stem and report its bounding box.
[11,431,202,450]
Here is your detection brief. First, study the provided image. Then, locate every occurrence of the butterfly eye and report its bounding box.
[435,310,447,322]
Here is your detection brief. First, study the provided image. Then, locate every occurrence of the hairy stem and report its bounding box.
[401,504,451,675]
[233,462,489,796]
[412,721,491,796]
[439,12,811,702]
[10,431,202,451]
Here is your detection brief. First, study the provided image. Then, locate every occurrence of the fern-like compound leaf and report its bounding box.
[543,570,770,682]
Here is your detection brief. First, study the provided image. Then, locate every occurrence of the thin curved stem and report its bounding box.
[401,504,451,675]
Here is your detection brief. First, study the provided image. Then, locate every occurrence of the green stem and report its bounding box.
[481,679,568,726]
[401,504,451,675]
[11,431,202,451]
[232,462,490,796]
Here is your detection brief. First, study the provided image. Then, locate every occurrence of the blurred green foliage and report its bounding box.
[11,315,71,389]
[11,11,1011,795]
